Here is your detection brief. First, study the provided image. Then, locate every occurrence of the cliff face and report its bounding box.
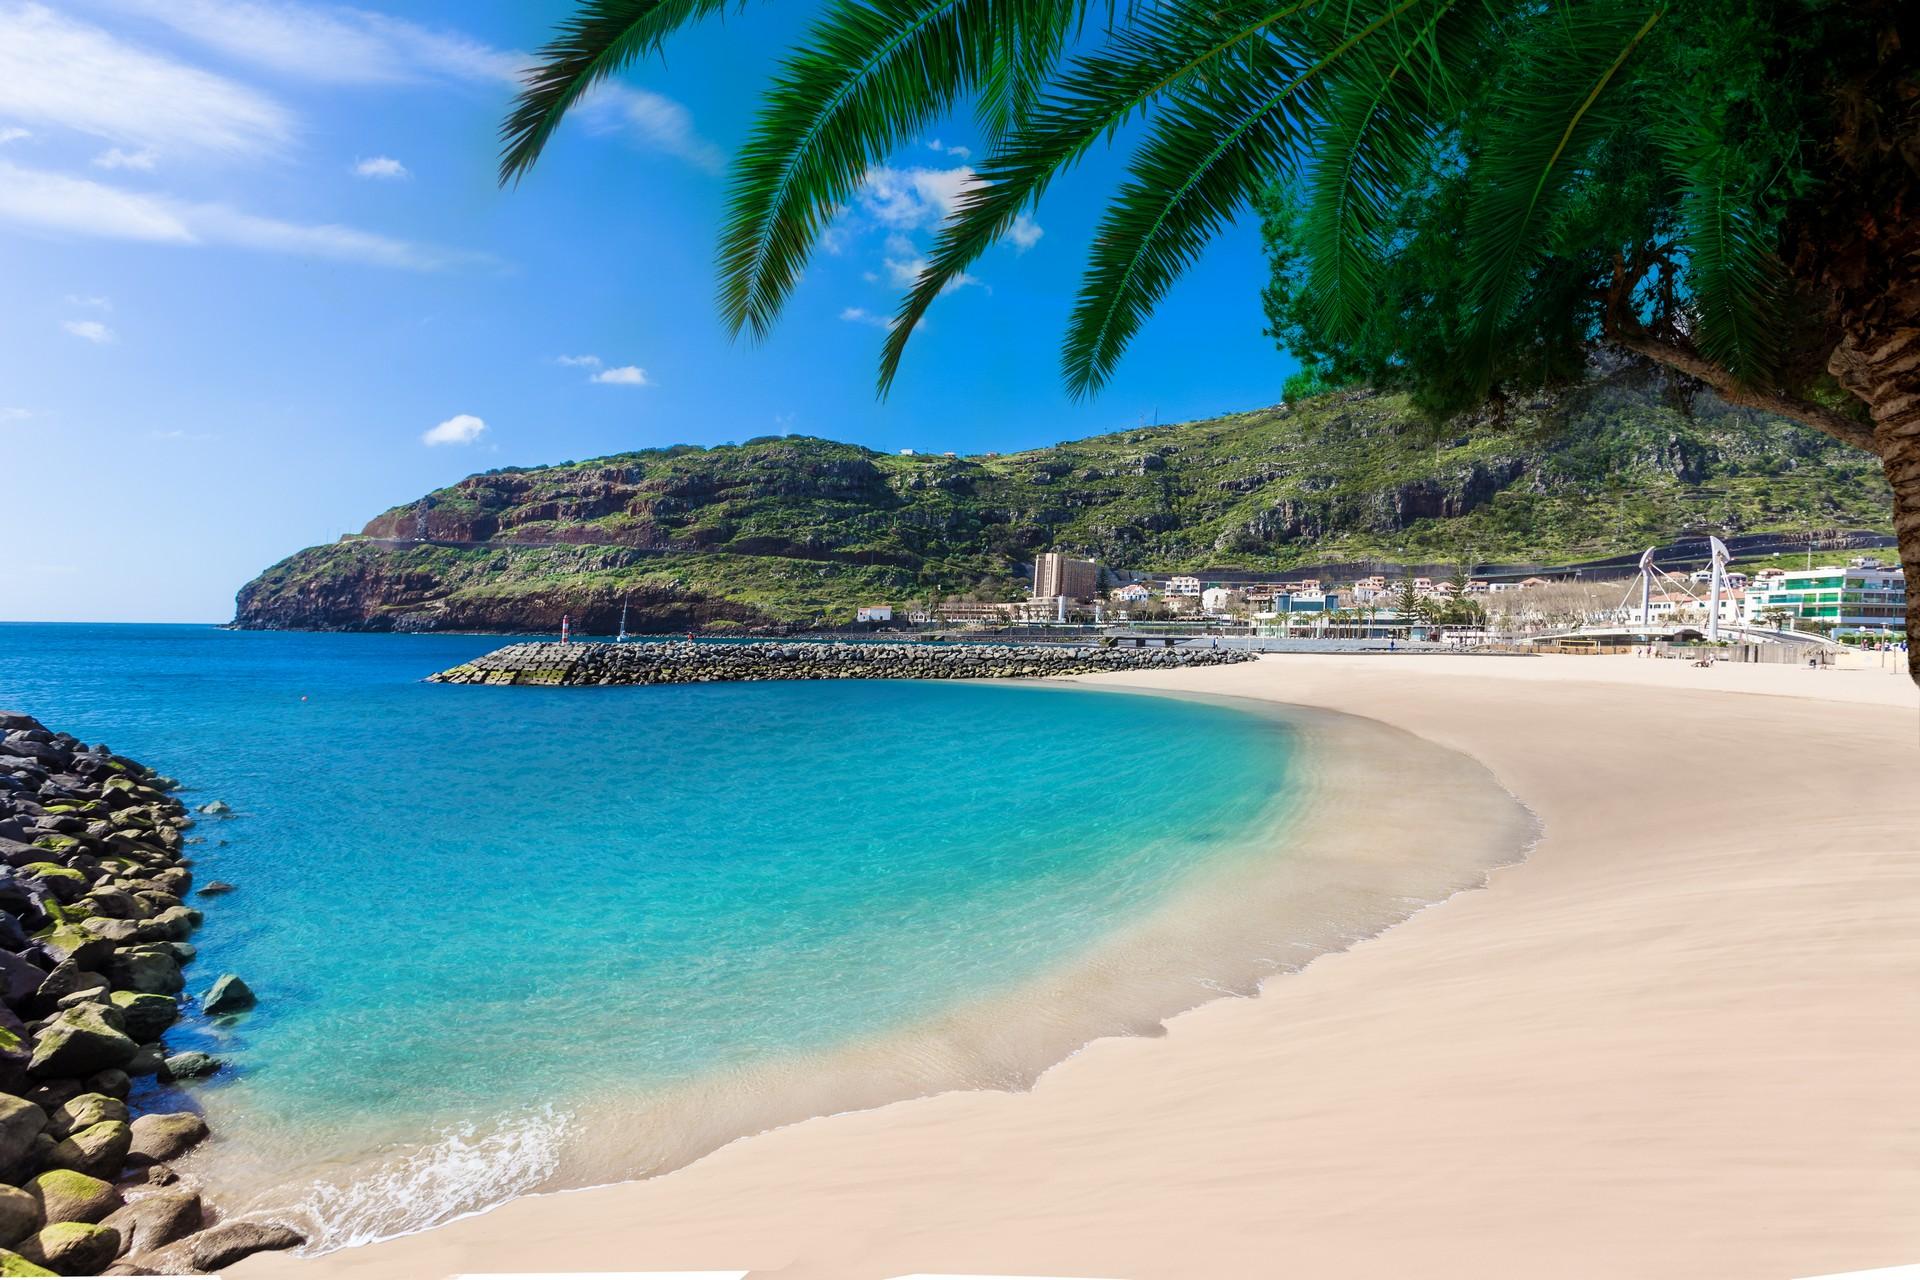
[234,377,1892,632]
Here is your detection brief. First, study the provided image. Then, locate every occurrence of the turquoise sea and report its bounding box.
[0,624,1309,1247]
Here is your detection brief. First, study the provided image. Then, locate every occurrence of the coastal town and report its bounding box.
[881,548,1911,651]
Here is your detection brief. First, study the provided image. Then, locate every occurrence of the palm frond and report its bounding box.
[718,0,1088,339]
[1297,0,1479,341]
[1062,0,1443,396]
[1655,110,1786,385]
[877,0,1328,393]
[1461,1,1664,382]
[501,0,743,186]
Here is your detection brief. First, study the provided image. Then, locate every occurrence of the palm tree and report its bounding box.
[502,1,1918,679]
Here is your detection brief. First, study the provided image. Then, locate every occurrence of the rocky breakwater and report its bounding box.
[428,640,1258,687]
[0,710,299,1276]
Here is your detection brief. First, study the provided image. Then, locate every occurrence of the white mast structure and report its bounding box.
[1638,546,1656,626]
[1707,536,1730,643]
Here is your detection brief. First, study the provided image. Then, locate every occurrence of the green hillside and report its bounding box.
[234,376,1892,632]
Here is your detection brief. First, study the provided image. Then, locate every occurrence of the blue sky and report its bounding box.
[1,0,1298,623]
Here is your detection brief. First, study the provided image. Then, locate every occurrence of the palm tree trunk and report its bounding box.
[1830,324,1920,685]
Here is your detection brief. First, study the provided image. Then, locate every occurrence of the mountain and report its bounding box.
[233,375,1892,633]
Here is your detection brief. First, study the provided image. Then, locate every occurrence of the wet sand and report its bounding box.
[237,653,1920,1280]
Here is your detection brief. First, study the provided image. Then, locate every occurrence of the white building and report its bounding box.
[856,605,893,622]
[1200,587,1239,615]
[1743,564,1906,632]
[1110,583,1152,603]
[1166,575,1202,596]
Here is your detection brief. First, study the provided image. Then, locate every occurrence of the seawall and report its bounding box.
[427,641,1256,687]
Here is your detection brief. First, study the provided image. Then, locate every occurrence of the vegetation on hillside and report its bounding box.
[234,379,1890,631]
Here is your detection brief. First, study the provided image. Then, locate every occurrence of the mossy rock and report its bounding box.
[0,1186,41,1249]
[0,1248,54,1277]
[24,1169,119,1226]
[106,992,176,1043]
[45,1095,125,1143]
[44,1119,129,1180]
[15,1221,117,1276]
[26,1007,135,1080]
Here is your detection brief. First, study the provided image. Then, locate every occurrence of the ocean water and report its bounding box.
[0,624,1315,1247]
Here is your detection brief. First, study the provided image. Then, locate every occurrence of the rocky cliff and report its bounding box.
[234,376,1893,632]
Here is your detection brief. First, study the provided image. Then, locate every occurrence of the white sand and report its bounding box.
[236,653,1920,1280]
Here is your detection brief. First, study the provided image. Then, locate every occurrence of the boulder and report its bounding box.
[44,1119,130,1179]
[32,962,106,1014]
[0,1096,46,1176]
[81,1071,127,1102]
[14,868,83,908]
[194,883,234,898]
[104,951,180,997]
[158,1052,219,1082]
[193,802,229,817]
[200,975,253,1016]
[139,1165,175,1188]
[0,1248,54,1276]
[24,1170,119,1225]
[44,1096,125,1143]
[0,954,45,1013]
[97,1192,198,1257]
[15,1221,119,1275]
[121,1046,163,1080]
[32,930,109,975]
[125,1114,205,1165]
[75,917,142,947]
[26,1008,135,1078]
[155,1220,302,1273]
[0,1187,40,1249]
[104,995,174,1044]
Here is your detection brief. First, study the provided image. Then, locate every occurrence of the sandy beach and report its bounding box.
[236,653,1920,1280]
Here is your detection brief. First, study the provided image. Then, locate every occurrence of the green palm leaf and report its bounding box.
[1656,110,1786,385]
[501,0,745,186]
[718,0,1089,339]
[1461,1,1665,384]
[876,0,1328,393]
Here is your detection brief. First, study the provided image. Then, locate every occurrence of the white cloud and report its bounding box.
[422,413,486,447]
[0,160,473,269]
[87,0,527,86]
[579,84,725,175]
[881,233,981,294]
[93,147,158,172]
[555,354,601,368]
[62,319,115,343]
[840,307,898,331]
[0,407,29,423]
[927,138,971,160]
[1006,212,1044,253]
[352,155,408,180]
[590,365,649,386]
[0,127,27,145]
[65,294,111,309]
[0,5,292,158]
[858,165,978,230]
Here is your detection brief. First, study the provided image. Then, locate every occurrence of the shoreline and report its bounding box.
[234,653,1920,1279]
[0,710,301,1274]
[208,688,1533,1256]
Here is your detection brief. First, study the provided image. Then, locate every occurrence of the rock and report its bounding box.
[164,1220,302,1272]
[104,951,180,997]
[193,802,229,816]
[200,975,253,1016]
[32,963,106,1014]
[98,1192,198,1256]
[0,954,47,1013]
[15,1221,119,1275]
[80,1071,127,1102]
[0,1248,54,1276]
[44,1095,125,1143]
[139,1165,175,1188]
[125,1114,205,1165]
[74,917,142,946]
[121,1046,163,1080]
[0,1096,46,1177]
[27,1007,136,1078]
[194,882,233,898]
[32,930,110,975]
[14,868,83,908]
[104,994,174,1044]
[44,1119,130,1179]
[24,1170,119,1225]
[157,1052,219,1082]
[0,1188,40,1249]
